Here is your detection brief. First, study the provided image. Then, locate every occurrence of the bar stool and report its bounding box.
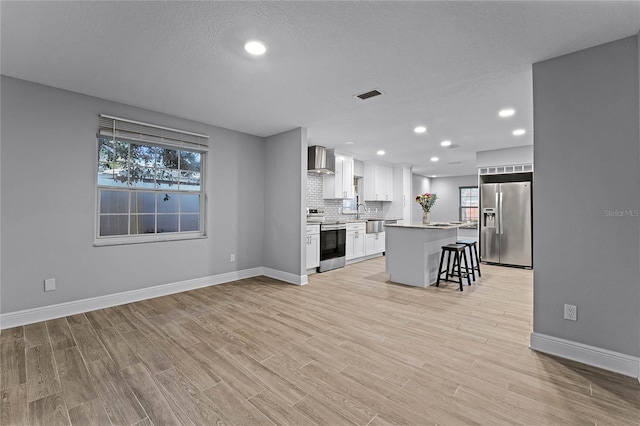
[436,244,471,291]
[456,239,481,280]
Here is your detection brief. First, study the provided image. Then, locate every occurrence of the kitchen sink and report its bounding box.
[366,219,385,233]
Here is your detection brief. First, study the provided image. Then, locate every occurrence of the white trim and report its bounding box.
[346,252,384,266]
[262,267,308,286]
[530,332,640,380]
[94,234,207,247]
[0,267,306,329]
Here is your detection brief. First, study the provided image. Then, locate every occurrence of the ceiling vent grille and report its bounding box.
[355,89,384,100]
[448,161,462,165]
[445,144,461,149]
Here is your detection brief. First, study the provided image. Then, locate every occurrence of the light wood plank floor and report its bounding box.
[2,257,639,425]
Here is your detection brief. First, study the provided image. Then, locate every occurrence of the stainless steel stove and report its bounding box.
[318,221,346,272]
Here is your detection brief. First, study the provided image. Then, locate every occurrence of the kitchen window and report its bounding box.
[459,186,479,222]
[96,115,208,245]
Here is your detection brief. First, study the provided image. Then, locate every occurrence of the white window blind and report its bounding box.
[99,114,209,151]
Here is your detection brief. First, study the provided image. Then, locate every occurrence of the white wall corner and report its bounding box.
[530,332,640,380]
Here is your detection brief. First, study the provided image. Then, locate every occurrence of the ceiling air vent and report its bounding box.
[448,161,462,165]
[445,144,461,149]
[355,89,384,100]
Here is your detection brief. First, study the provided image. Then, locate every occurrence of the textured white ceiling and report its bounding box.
[2,1,639,176]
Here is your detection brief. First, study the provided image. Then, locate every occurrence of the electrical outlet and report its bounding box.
[44,278,56,292]
[564,304,577,321]
[230,254,235,262]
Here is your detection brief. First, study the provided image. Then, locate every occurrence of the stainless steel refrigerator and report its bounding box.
[480,182,532,267]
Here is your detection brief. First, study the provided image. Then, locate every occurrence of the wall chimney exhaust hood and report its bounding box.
[308,145,335,174]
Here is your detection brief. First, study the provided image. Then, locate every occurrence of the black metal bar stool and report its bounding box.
[456,239,481,280]
[436,243,471,291]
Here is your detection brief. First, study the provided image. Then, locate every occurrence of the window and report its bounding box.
[96,115,208,244]
[342,177,360,212]
[459,186,479,222]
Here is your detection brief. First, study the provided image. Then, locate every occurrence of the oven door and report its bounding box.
[319,226,346,272]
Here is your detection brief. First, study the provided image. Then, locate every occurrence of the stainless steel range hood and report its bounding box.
[307,145,335,174]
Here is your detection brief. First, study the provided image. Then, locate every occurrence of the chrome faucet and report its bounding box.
[356,203,366,220]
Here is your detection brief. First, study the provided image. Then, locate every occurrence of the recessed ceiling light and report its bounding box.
[377,150,385,156]
[414,126,427,134]
[440,140,452,147]
[499,108,515,117]
[430,175,437,178]
[512,129,526,136]
[345,141,355,145]
[244,40,267,56]
[430,157,439,162]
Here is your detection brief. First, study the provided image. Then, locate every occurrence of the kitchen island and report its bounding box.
[385,223,461,288]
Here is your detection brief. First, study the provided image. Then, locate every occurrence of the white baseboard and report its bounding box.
[530,332,640,381]
[346,253,383,266]
[0,266,306,329]
[263,267,308,286]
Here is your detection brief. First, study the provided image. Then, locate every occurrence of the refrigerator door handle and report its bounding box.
[495,192,500,234]
[499,191,504,235]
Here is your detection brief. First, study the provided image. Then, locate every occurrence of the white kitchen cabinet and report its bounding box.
[386,165,412,222]
[365,231,385,256]
[346,222,366,260]
[306,225,320,270]
[323,153,354,199]
[401,166,411,221]
[363,162,393,201]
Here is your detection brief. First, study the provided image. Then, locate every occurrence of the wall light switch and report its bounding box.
[44,278,56,292]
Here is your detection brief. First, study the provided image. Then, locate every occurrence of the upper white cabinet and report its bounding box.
[386,165,412,221]
[363,162,393,201]
[323,152,354,199]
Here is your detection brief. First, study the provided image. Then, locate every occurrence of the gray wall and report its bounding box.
[263,128,306,277]
[429,175,478,222]
[1,76,266,313]
[532,36,640,357]
[476,146,533,168]
[411,174,431,223]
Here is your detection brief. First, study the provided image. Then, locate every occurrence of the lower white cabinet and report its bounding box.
[306,225,320,270]
[346,223,366,260]
[365,231,385,256]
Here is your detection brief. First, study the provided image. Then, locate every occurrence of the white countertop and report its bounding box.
[386,222,461,230]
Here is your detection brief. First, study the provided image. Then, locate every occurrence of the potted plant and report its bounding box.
[416,192,437,224]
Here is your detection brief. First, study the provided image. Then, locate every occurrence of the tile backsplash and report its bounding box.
[307,173,384,221]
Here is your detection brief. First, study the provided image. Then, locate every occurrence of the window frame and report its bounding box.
[459,186,479,222]
[94,116,208,246]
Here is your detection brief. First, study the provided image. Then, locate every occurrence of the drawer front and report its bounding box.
[306,225,320,235]
[346,223,366,232]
